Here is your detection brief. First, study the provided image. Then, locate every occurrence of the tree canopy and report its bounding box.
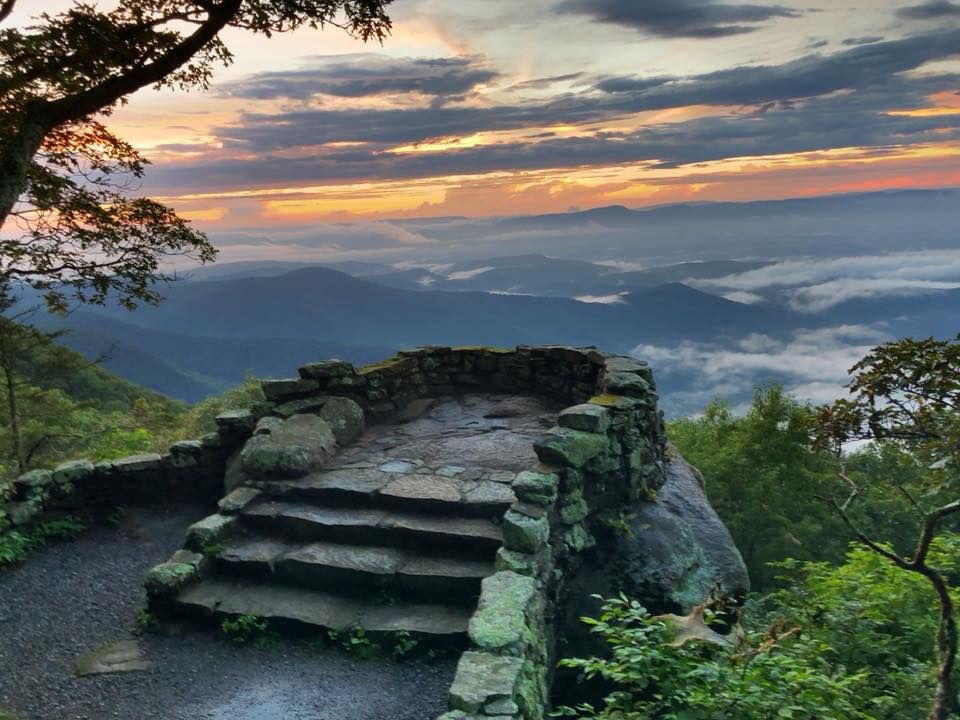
[0,0,392,311]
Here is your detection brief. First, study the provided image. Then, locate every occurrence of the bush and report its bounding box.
[556,595,873,720]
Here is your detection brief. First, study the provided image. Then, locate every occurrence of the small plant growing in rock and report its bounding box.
[107,507,126,526]
[0,516,86,567]
[221,614,269,645]
[201,541,225,557]
[344,626,377,659]
[0,529,31,567]
[391,630,418,659]
[31,517,86,543]
[601,511,634,538]
[135,609,160,634]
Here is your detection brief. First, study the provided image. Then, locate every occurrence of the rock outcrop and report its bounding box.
[557,450,749,700]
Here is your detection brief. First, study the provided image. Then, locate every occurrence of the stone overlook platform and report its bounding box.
[3,344,668,720]
[167,394,557,641]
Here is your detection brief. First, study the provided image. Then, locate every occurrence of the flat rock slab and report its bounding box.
[76,638,151,677]
[219,536,493,582]
[382,475,462,503]
[334,394,559,473]
[175,579,471,636]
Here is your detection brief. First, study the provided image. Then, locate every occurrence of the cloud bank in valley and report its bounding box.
[694,249,960,311]
[634,325,890,413]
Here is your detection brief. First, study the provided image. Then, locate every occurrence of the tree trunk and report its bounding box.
[927,568,959,720]
[0,115,46,228]
[2,363,22,474]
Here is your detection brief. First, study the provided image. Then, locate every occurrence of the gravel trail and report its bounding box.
[0,505,455,720]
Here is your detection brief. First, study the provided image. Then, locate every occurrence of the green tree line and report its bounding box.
[562,334,960,720]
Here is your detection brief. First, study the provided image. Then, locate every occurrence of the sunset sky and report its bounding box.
[17,0,960,232]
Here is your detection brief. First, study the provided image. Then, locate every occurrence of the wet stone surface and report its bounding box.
[336,394,559,477]
[0,394,559,719]
[0,507,455,720]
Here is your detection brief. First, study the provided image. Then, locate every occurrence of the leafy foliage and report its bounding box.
[557,595,873,720]
[221,614,269,645]
[757,540,960,719]
[0,515,86,566]
[668,385,847,589]
[180,373,265,439]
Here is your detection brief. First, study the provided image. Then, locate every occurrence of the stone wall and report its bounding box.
[0,410,256,538]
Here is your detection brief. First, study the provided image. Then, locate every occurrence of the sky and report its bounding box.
[16,1,960,234]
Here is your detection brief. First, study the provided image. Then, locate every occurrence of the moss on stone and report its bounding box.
[558,490,589,525]
[495,547,540,577]
[502,510,549,553]
[534,428,607,468]
[144,561,198,598]
[185,513,236,552]
[563,523,596,553]
[358,355,417,376]
[468,571,536,655]
[451,345,513,354]
[448,651,524,713]
[512,471,559,506]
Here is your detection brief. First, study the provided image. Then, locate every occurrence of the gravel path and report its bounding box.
[0,505,455,720]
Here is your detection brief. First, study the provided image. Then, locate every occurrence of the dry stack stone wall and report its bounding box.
[0,412,255,540]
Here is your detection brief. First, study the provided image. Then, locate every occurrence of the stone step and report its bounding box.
[214,535,493,604]
[258,468,516,519]
[240,500,504,559]
[170,577,471,641]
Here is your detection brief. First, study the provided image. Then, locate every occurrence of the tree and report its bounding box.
[556,594,874,720]
[0,284,88,472]
[814,334,960,720]
[0,1,392,311]
[668,385,847,589]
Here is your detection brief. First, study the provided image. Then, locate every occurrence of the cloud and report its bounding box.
[220,54,498,101]
[555,0,800,38]
[721,290,765,304]
[144,30,960,193]
[633,325,888,412]
[692,249,960,311]
[696,249,960,290]
[842,36,884,46]
[897,1,960,19]
[506,73,586,91]
[575,292,628,303]
[786,278,960,312]
[447,266,495,280]
[592,30,960,106]
[212,30,960,148]
[209,222,434,259]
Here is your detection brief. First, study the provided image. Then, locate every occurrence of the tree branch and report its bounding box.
[912,501,960,567]
[39,0,243,129]
[0,0,17,25]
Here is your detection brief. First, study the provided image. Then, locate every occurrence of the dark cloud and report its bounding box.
[842,36,884,46]
[143,28,960,194]
[212,29,960,152]
[593,30,960,105]
[897,1,960,19]
[220,54,498,100]
[554,0,800,38]
[149,86,960,193]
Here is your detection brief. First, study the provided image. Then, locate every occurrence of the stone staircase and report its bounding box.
[169,466,516,642]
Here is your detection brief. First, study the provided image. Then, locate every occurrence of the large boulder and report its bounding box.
[563,450,748,651]
[240,413,336,480]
